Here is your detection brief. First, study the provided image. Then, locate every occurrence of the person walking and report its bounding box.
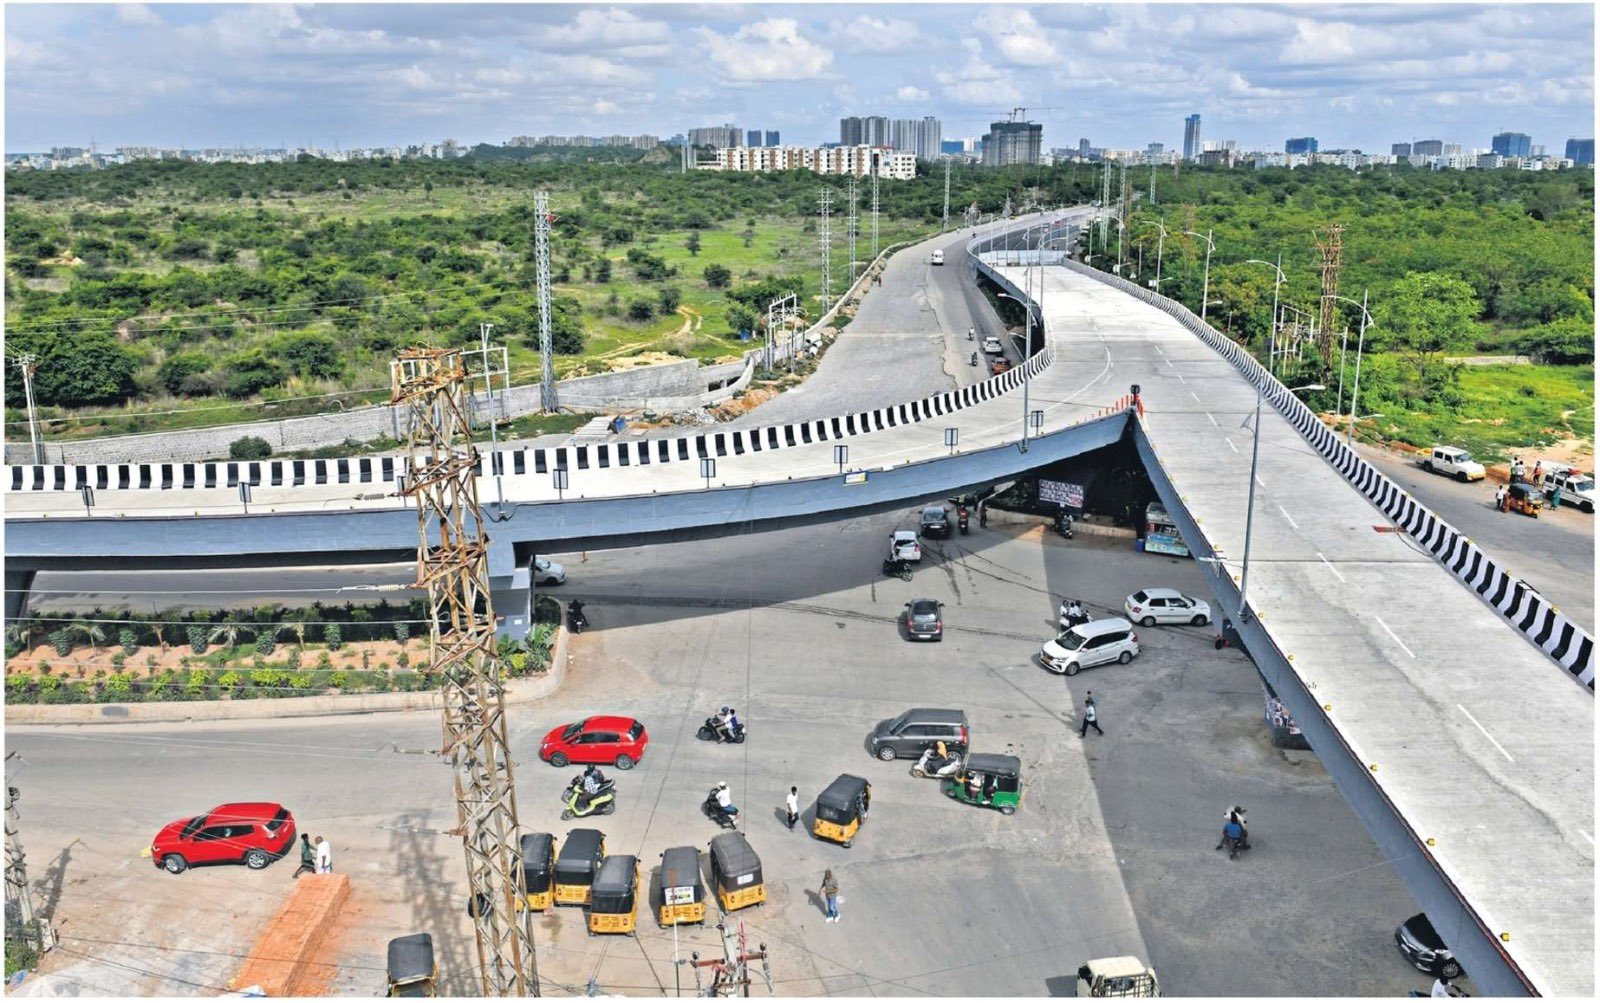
[785,786,799,831]
[292,833,316,879]
[314,835,332,874]
[819,869,840,923]
[1079,692,1103,737]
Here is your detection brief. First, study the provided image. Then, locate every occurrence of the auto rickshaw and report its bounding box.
[812,774,871,847]
[1508,482,1544,518]
[588,854,639,935]
[554,828,605,906]
[708,831,766,912]
[385,933,438,997]
[656,846,707,926]
[519,832,555,911]
[944,753,1023,815]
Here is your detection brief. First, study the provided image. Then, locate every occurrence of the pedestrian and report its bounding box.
[1079,691,1103,737]
[1494,484,1507,512]
[819,869,840,923]
[293,833,315,879]
[785,786,799,831]
[314,835,332,874]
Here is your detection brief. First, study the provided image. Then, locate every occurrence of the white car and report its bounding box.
[534,556,566,585]
[889,530,922,563]
[982,336,1004,355]
[1124,588,1211,627]
[931,249,945,266]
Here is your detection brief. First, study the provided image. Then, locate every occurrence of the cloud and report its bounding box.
[976,8,1059,66]
[698,18,832,82]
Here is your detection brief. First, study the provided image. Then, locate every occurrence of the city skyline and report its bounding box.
[4,4,1593,154]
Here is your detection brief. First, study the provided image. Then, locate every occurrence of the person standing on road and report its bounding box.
[314,835,332,874]
[785,787,799,831]
[293,833,316,879]
[820,869,840,923]
[1079,692,1103,737]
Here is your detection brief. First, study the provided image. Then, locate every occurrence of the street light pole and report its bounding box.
[1185,228,1215,322]
[1238,382,1324,621]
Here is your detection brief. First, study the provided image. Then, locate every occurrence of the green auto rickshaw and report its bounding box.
[943,753,1022,815]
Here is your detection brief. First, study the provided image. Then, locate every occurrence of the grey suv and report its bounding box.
[869,708,970,761]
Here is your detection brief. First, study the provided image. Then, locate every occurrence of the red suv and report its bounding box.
[539,716,649,770]
[150,803,297,874]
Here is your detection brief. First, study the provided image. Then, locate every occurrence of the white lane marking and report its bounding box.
[1205,412,1218,426]
[1457,704,1515,763]
[1189,391,1201,402]
[1375,616,1416,659]
[1224,437,1239,454]
[1277,505,1299,529]
[1316,552,1346,582]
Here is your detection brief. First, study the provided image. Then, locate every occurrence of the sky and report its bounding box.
[4,3,1594,154]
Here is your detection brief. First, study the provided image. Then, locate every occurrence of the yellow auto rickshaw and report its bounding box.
[588,854,639,935]
[554,828,605,906]
[519,832,555,911]
[708,831,766,912]
[656,846,707,927]
[812,774,871,847]
[385,933,437,997]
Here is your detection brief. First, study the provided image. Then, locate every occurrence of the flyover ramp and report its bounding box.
[997,261,1594,998]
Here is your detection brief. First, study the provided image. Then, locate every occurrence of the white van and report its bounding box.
[931,249,945,266]
[1039,618,1139,676]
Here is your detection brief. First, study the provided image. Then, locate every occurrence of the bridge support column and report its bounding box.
[5,568,35,624]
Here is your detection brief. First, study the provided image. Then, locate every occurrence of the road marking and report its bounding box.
[1189,390,1201,402]
[1205,412,1218,426]
[1316,552,1346,582]
[1277,505,1298,529]
[1224,437,1239,454]
[1375,616,1416,659]
[1457,704,1515,763]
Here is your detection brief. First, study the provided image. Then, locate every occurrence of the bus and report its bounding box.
[1142,503,1190,558]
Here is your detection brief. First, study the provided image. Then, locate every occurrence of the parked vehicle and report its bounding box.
[904,599,944,641]
[931,249,945,266]
[1420,446,1486,482]
[868,708,970,761]
[553,828,605,906]
[539,716,649,770]
[1124,588,1212,627]
[385,933,438,998]
[943,753,1022,815]
[919,506,952,538]
[1076,956,1160,997]
[587,855,639,936]
[812,774,871,847]
[1395,913,1464,980]
[533,556,566,586]
[1542,465,1596,512]
[150,802,296,874]
[889,530,923,563]
[982,335,1004,355]
[656,846,707,927]
[1039,619,1139,676]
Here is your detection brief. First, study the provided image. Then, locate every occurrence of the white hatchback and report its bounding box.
[1124,588,1211,627]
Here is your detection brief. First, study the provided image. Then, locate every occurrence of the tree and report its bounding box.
[703,263,731,289]
[685,231,702,256]
[229,435,273,460]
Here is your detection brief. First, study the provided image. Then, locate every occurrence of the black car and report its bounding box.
[904,599,944,641]
[919,506,952,538]
[868,708,969,761]
[1395,913,1463,979]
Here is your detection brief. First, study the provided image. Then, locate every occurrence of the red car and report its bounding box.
[150,802,297,874]
[539,716,648,770]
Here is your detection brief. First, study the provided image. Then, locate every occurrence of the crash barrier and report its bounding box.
[4,346,1054,496]
[1057,256,1595,689]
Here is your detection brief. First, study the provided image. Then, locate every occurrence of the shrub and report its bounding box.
[118,628,138,654]
[325,624,343,650]
[49,629,73,657]
[229,435,272,460]
[187,625,208,654]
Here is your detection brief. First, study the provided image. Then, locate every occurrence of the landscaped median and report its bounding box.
[4,596,570,724]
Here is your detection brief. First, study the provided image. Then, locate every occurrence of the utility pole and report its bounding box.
[13,354,43,464]
[4,771,56,957]
[846,175,858,285]
[391,349,538,997]
[818,187,833,313]
[942,159,951,232]
[534,191,557,413]
[869,155,880,259]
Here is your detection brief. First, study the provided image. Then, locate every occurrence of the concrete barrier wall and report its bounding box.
[1054,256,1595,689]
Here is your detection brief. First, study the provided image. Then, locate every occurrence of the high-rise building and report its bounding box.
[1183,114,1202,161]
[982,120,1042,167]
[1492,132,1532,158]
[765,130,779,148]
[1412,139,1444,157]
[747,129,762,148]
[1565,138,1594,165]
[1391,142,1412,157]
[1285,137,1318,155]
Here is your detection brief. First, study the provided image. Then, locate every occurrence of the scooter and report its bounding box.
[560,775,617,820]
[911,747,964,779]
[702,787,740,830]
[696,716,747,744]
[567,600,588,634]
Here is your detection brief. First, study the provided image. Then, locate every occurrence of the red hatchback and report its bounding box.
[150,802,297,874]
[539,716,648,770]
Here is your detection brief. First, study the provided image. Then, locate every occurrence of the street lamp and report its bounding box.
[1142,220,1169,292]
[1326,291,1374,444]
[1238,382,1324,622]
[1245,255,1286,375]
[1183,228,1215,322]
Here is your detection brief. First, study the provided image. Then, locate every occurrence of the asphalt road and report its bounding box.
[1355,443,1595,633]
[11,511,1431,997]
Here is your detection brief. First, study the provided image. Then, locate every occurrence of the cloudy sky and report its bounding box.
[5,3,1593,153]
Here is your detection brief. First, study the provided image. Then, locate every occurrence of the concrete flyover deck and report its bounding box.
[997,260,1594,997]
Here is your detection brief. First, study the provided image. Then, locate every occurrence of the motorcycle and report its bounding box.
[1059,601,1090,630]
[560,774,617,820]
[702,787,740,830]
[696,716,747,744]
[911,747,964,779]
[567,600,588,634]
